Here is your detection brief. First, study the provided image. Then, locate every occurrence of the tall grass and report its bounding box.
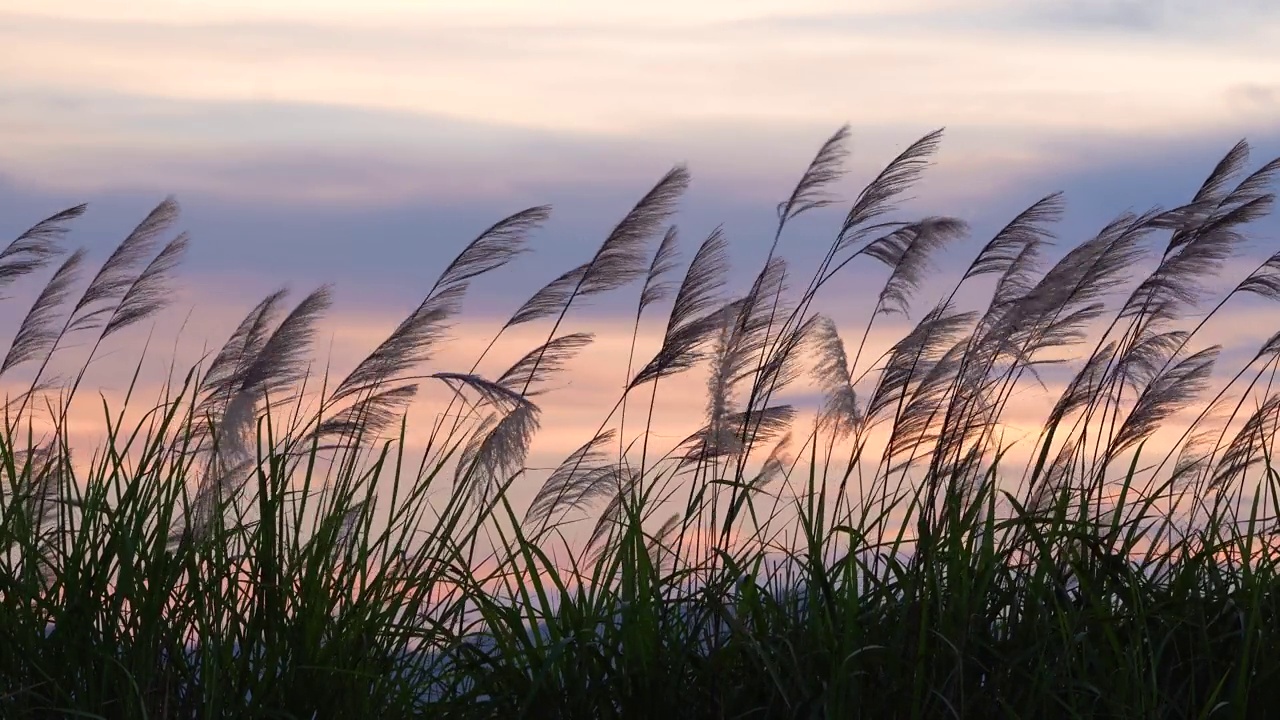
[4,129,1280,718]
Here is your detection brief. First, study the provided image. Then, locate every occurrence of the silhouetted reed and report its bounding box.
[3,127,1280,717]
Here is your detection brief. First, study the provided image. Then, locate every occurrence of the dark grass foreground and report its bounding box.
[5,127,1280,718]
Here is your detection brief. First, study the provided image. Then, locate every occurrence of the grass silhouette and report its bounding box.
[3,127,1280,718]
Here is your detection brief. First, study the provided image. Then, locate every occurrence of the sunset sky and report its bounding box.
[2,0,1279,490]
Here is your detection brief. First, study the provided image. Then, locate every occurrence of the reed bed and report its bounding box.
[3,127,1280,718]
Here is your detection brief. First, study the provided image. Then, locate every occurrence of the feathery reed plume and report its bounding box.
[441,338,589,501]
[1109,346,1218,459]
[684,405,795,461]
[1036,303,1109,355]
[329,284,466,406]
[1161,141,1258,251]
[885,339,967,464]
[752,315,818,406]
[618,226,684,466]
[235,285,333,396]
[996,210,1160,370]
[646,513,682,572]
[506,264,589,328]
[187,287,334,498]
[334,499,370,557]
[964,193,1064,282]
[102,233,190,338]
[1116,329,1188,392]
[1222,156,1280,209]
[1191,140,1250,206]
[776,124,851,226]
[1123,202,1261,321]
[639,226,681,314]
[989,238,1048,316]
[197,289,290,412]
[1047,343,1117,427]
[1032,211,1159,311]
[67,197,180,333]
[3,199,186,420]
[186,457,254,541]
[183,286,334,518]
[749,432,793,491]
[1256,329,1280,364]
[497,333,593,396]
[706,259,789,417]
[865,303,975,424]
[430,372,532,414]
[506,167,689,331]
[314,383,418,442]
[953,237,1054,421]
[926,197,1063,472]
[1234,250,1280,299]
[524,430,619,531]
[12,443,64,529]
[580,167,690,297]
[629,228,730,388]
[430,206,548,296]
[810,316,861,437]
[751,124,855,365]
[455,402,540,505]
[586,468,640,553]
[1087,176,1271,475]
[327,207,545,414]
[1172,425,1222,490]
[861,217,967,316]
[0,204,83,291]
[837,128,944,251]
[1209,394,1280,490]
[1170,393,1242,490]
[1,249,85,376]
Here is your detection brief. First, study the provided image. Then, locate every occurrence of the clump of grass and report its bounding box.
[3,129,1280,718]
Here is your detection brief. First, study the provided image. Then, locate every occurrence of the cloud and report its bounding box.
[2,3,1277,147]
[2,0,1002,26]
[1229,84,1280,114]
[1012,0,1280,37]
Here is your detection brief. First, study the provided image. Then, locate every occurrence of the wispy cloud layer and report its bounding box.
[2,0,1278,205]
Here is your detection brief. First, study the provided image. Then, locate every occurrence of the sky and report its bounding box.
[2,0,1280,511]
